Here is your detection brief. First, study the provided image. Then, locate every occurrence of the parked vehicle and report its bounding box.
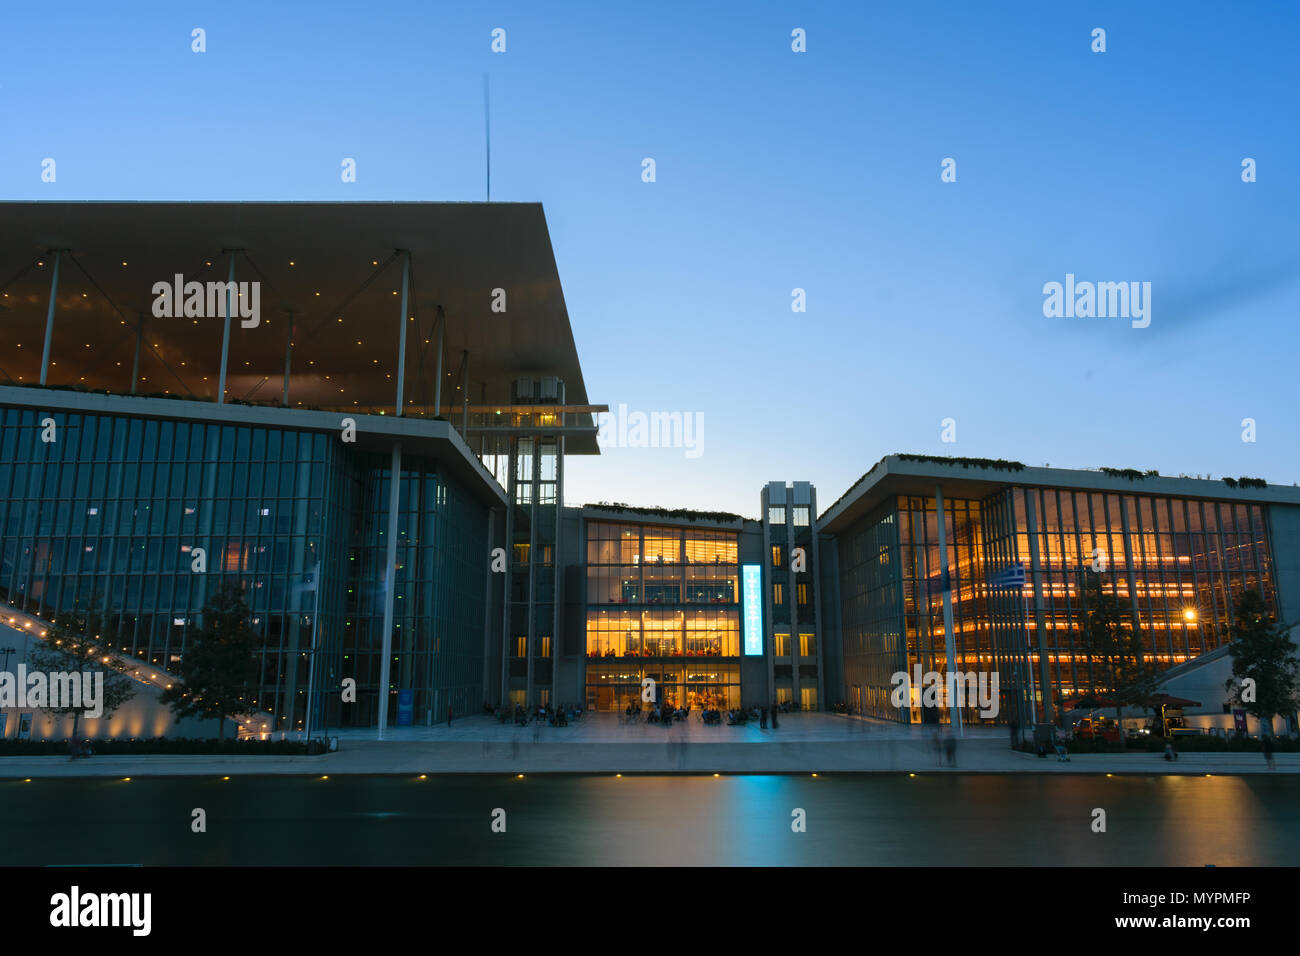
[1073,716,1121,743]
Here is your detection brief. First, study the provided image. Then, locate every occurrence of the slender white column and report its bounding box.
[395,252,410,416]
[39,251,61,386]
[217,251,236,404]
[377,442,403,739]
[934,486,963,737]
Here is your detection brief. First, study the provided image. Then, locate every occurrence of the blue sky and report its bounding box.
[3,1,1297,517]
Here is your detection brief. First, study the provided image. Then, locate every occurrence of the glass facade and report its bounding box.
[0,404,489,733]
[585,520,740,710]
[340,451,488,729]
[503,435,561,707]
[838,487,1280,726]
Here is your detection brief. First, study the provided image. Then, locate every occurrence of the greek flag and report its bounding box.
[990,564,1025,589]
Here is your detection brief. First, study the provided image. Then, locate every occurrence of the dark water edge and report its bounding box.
[3,773,1297,866]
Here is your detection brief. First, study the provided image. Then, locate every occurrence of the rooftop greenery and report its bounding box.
[584,501,746,524]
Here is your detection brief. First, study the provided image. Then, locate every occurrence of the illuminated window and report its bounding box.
[774,632,790,656]
[768,506,785,526]
[771,546,782,567]
[793,506,810,527]
[643,531,680,564]
[773,583,784,605]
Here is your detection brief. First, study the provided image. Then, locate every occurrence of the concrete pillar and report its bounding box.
[482,508,497,707]
[433,306,445,416]
[550,433,564,708]
[377,442,402,738]
[460,350,470,433]
[1025,489,1055,726]
[281,310,294,406]
[395,252,410,417]
[130,312,143,394]
[217,251,237,404]
[934,486,962,736]
[39,250,61,386]
[809,489,826,710]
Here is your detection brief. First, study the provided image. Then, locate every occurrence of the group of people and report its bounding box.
[618,702,734,726]
[645,705,680,724]
[724,705,784,728]
[931,729,958,767]
[495,703,583,726]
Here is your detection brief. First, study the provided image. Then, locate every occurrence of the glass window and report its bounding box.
[642,530,680,564]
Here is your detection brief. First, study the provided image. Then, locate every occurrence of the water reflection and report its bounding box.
[2,774,1297,866]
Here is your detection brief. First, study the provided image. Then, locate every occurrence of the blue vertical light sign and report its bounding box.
[742,564,763,655]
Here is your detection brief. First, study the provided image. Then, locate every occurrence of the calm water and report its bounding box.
[3,774,1297,866]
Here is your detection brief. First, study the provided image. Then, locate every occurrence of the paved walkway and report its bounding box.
[2,714,1294,776]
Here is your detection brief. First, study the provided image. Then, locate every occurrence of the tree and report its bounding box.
[1076,570,1156,749]
[160,582,261,740]
[1224,590,1300,736]
[28,620,137,740]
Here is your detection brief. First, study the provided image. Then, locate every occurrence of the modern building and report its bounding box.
[819,455,1300,730]
[0,201,601,737]
[2,202,1298,739]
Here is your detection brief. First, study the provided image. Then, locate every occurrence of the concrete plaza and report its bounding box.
[1,713,1296,777]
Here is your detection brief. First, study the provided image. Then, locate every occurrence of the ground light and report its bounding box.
[517,774,524,779]
[223,777,230,781]
[419,775,427,780]
[811,773,818,777]
[909,773,916,777]
[123,778,130,782]
[321,775,328,780]
[713,773,719,777]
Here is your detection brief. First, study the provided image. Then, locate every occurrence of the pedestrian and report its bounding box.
[1009,719,1019,749]
[771,703,779,730]
[760,707,768,729]
[1263,734,1275,770]
[943,730,957,767]
[447,704,453,728]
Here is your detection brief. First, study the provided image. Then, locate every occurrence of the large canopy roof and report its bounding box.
[0,201,596,448]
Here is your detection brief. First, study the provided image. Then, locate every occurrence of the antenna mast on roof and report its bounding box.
[484,73,491,202]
